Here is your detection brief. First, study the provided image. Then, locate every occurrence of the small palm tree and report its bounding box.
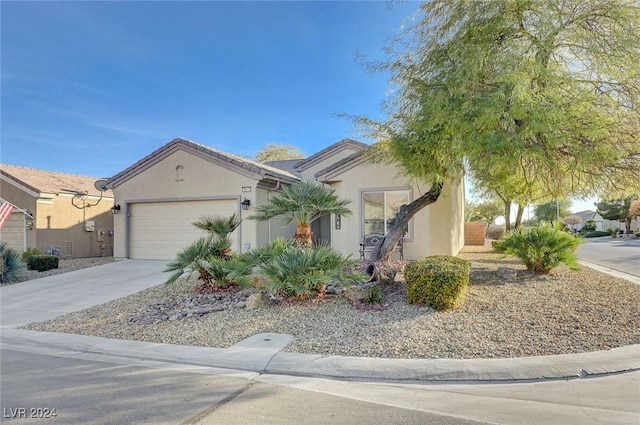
[192,214,241,259]
[248,181,353,247]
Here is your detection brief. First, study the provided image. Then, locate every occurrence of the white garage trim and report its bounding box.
[126,196,241,260]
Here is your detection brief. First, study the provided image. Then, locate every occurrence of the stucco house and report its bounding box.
[0,164,115,257]
[105,137,464,261]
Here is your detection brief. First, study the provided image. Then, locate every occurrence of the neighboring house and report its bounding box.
[0,164,114,257]
[573,210,624,232]
[105,137,464,261]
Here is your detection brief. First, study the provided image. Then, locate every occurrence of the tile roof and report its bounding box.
[263,159,304,178]
[294,139,369,172]
[0,164,111,197]
[106,138,300,188]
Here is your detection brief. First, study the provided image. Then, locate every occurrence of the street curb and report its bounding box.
[579,260,640,285]
[3,329,639,384]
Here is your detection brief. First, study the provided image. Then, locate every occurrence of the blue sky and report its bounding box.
[2,1,419,178]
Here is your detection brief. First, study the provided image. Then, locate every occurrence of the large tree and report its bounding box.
[359,0,640,261]
[254,144,305,162]
[596,197,637,234]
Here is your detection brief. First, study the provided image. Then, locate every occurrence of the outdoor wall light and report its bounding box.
[241,198,251,210]
[111,204,121,214]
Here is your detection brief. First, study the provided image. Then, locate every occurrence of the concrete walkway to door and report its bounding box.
[0,260,167,329]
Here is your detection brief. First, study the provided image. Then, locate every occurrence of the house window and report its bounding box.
[362,190,410,237]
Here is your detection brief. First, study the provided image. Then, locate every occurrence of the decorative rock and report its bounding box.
[234,301,246,308]
[245,292,272,310]
[168,314,180,321]
[344,283,380,302]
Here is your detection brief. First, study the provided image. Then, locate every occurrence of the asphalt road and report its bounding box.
[0,350,485,425]
[576,236,640,278]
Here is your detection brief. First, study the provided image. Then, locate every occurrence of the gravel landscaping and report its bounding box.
[7,256,117,285]
[23,246,640,359]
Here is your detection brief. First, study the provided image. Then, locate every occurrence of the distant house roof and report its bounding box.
[0,164,110,197]
[574,210,597,220]
[293,139,369,172]
[106,138,300,188]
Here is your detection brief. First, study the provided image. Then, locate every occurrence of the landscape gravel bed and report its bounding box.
[24,249,640,359]
[8,257,116,285]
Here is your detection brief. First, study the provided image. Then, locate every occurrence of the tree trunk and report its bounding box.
[503,200,512,232]
[295,223,314,248]
[514,203,525,229]
[370,182,444,262]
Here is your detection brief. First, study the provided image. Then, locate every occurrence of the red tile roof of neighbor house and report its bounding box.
[0,164,112,197]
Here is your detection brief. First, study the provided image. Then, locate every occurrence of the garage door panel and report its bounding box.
[129,200,238,260]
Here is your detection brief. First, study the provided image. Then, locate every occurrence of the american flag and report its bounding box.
[0,200,15,231]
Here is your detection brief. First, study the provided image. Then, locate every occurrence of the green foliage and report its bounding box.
[253,143,305,162]
[192,214,241,241]
[606,228,620,238]
[533,201,571,225]
[356,0,640,229]
[494,226,582,274]
[257,245,363,300]
[636,232,640,237]
[21,247,41,263]
[248,180,353,247]
[248,180,352,227]
[0,242,26,283]
[580,220,597,233]
[364,284,384,305]
[165,214,242,287]
[466,199,503,226]
[26,255,59,272]
[404,256,470,310]
[581,231,609,238]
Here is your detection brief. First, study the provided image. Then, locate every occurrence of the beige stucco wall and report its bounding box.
[1,179,113,256]
[111,150,259,258]
[325,161,464,260]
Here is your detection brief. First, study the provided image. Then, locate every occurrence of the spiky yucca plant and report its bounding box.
[494,225,582,274]
[0,241,26,284]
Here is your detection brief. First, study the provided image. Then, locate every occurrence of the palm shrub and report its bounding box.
[21,247,41,263]
[0,241,26,283]
[257,245,364,300]
[248,180,352,248]
[165,214,242,287]
[405,256,470,310]
[493,225,582,274]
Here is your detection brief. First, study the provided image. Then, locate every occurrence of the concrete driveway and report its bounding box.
[0,260,167,328]
[577,236,640,281]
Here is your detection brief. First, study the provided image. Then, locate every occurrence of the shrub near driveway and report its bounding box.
[494,225,582,274]
[405,256,471,310]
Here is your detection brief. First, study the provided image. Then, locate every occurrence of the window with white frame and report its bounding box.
[362,190,410,237]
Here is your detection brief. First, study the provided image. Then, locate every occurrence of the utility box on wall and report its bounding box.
[84,221,95,232]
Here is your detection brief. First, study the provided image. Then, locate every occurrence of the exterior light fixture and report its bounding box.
[111,204,121,214]
[241,199,251,210]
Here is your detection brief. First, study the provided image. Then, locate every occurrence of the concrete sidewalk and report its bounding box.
[1,258,639,384]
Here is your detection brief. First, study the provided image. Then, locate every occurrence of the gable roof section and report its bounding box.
[106,138,300,189]
[294,139,368,173]
[314,151,369,183]
[0,164,110,197]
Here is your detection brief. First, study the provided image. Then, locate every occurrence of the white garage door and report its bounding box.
[129,199,238,260]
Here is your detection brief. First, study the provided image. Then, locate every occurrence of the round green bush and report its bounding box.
[404,256,470,310]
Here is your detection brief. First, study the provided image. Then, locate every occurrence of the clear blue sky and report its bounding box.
[1,1,420,178]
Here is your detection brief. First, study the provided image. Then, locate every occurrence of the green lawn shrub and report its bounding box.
[404,256,470,310]
[21,247,41,263]
[27,255,59,272]
[581,230,610,238]
[1,241,26,283]
[493,225,582,274]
